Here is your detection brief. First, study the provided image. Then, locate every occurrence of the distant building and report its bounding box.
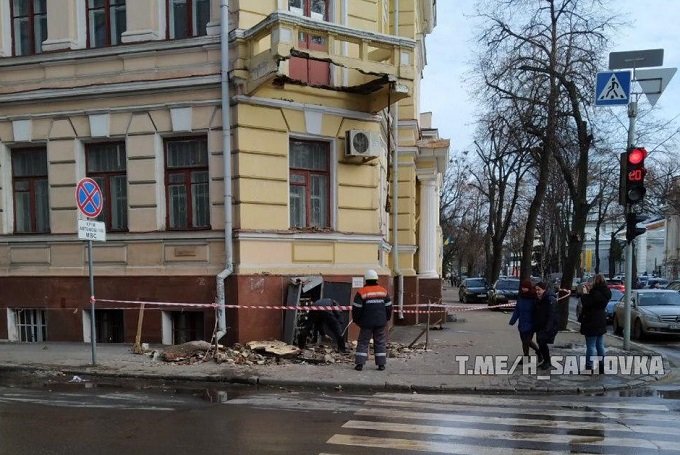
[581,216,666,277]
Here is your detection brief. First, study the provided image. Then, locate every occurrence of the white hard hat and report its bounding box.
[365,269,379,281]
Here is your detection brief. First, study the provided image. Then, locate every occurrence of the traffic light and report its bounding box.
[626,212,647,242]
[624,147,647,204]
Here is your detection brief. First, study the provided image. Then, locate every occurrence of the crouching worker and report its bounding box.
[352,269,392,371]
[298,297,347,353]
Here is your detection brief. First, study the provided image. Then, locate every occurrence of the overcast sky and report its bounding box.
[421,0,680,155]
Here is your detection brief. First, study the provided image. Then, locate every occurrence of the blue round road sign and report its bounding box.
[75,177,103,218]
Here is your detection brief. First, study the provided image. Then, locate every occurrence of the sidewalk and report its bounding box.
[0,286,671,394]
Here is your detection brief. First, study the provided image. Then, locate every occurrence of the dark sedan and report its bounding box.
[576,288,624,324]
[459,278,490,303]
[488,278,520,309]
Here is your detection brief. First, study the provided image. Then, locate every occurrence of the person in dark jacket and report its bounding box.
[352,269,392,371]
[509,279,541,363]
[297,298,346,353]
[580,273,611,373]
[535,282,559,370]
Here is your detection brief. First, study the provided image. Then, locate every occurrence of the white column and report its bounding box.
[417,171,438,278]
[636,232,648,274]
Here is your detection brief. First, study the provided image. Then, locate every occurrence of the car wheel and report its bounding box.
[633,319,645,340]
[613,316,622,336]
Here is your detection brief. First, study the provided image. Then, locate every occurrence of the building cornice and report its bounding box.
[233,95,380,122]
[0,37,219,69]
[0,75,221,104]
[235,231,384,243]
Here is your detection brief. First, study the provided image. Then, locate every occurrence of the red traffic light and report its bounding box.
[628,147,647,165]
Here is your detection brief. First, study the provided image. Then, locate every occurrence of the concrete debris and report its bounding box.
[246,340,300,358]
[152,339,428,366]
[159,340,213,362]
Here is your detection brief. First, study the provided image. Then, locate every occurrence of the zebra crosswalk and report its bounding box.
[323,392,680,454]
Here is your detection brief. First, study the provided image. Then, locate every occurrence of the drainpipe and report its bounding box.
[392,0,404,319]
[216,0,233,343]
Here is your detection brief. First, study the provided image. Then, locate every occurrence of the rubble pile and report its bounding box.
[150,340,428,366]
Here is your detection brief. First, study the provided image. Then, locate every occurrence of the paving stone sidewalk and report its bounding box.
[0,286,671,394]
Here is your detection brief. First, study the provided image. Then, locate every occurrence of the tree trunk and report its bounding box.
[594,221,601,274]
[490,238,504,284]
[608,233,616,278]
[520,157,551,281]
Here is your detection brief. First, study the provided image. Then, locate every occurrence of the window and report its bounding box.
[172,311,204,344]
[86,142,128,231]
[10,0,47,56]
[16,309,47,342]
[167,0,210,39]
[289,140,330,228]
[288,0,330,84]
[288,0,328,20]
[165,138,210,230]
[87,0,126,48]
[12,148,49,234]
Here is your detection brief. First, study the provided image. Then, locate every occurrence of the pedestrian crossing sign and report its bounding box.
[595,70,631,106]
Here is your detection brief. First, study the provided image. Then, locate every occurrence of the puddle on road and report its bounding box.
[0,369,260,404]
[587,387,680,400]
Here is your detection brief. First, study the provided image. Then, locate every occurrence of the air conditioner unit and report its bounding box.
[345,130,382,159]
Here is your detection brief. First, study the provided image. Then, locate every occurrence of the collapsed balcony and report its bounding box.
[230,11,416,112]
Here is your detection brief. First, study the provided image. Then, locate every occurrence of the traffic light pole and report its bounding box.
[623,100,637,350]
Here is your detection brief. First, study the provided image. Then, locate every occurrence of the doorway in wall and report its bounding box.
[95,310,124,343]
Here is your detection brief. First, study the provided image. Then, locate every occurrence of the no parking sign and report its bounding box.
[75,177,103,218]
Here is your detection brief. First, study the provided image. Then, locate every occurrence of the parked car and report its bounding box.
[666,280,680,291]
[454,274,468,287]
[458,278,490,303]
[488,278,520,309]
[612,289,680,339]
[645,278,669,289]
[577,289,624,324]
[606,279,625,292]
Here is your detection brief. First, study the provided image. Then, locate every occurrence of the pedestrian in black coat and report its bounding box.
[535,282,558,370]
[580,274,611,373]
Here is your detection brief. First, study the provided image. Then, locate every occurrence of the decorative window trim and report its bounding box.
[163,135,210,231]
[288,135,337,230]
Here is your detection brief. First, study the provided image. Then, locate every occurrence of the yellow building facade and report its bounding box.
[0,0,448,344]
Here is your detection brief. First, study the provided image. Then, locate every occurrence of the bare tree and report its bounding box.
[475,0,622,328]
[469,112,534,283]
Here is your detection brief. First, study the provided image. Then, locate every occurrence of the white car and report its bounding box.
[612,289,680,340]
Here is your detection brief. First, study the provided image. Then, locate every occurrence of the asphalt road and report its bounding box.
[566,295,680,368]
[1,381,680,455]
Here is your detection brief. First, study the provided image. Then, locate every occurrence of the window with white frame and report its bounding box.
[10,0,47,56]
[288,0,328,20]
[289,139,330,228]
[86,142,128,232]
[12,147,49,234]
[16,309,47,342]
[167,0,210,39]
[87,0,126,48]
[165,137,210,230]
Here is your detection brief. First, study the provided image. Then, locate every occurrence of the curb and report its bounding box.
[0,362,665,396]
